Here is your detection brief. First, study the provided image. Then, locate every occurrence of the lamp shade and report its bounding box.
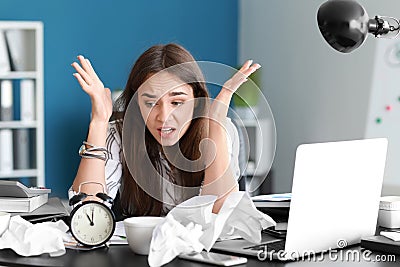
[317,0,369,53]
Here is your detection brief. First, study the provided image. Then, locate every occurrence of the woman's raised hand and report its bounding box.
[211,60,261,118]
[220,59,261,100]
[71,55,113,123]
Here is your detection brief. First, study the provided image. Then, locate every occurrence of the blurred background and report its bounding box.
[1,0,399,198]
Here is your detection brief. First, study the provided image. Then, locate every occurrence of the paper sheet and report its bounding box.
[0,215,69,257]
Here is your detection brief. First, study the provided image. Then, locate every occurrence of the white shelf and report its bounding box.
[0,71,37,79]
[0,169,38,178]
[0,121,37,129]
[0,21,44,186]
[0,21,43,30]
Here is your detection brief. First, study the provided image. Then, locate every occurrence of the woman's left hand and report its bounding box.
[216,60,261,105]
[211,60,261,118]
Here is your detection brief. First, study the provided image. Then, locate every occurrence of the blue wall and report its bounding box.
[0,0,238,197]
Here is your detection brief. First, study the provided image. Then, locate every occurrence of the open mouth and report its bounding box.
[157,127,176,138]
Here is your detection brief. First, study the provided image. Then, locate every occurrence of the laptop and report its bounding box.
[212,138,388,260]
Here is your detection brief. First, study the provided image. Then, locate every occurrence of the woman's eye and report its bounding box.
[172,101,183,106]
[145,102,156,108]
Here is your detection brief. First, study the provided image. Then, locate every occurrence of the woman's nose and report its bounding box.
[156,104,172,122]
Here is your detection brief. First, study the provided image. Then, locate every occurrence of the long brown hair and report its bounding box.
[114,44,209,216]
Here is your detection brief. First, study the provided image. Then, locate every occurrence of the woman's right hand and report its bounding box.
[71,55,113,123]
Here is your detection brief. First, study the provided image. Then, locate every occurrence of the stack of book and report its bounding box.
[0,180,50,213]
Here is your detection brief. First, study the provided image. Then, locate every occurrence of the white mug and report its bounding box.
[123,216,165,255]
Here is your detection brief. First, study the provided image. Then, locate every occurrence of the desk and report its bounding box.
[0,245,398,267]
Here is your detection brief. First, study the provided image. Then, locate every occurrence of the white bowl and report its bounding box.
[0,212,10,236]
[123,216,165,255]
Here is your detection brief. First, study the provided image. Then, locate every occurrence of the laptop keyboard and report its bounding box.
[246,239,286,252]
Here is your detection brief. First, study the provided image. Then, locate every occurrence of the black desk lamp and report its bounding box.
[317,0,400,53]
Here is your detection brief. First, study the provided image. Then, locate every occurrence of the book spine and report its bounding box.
[20,79,35,121]
[0,30,11,73]
[0,130,13,172]
[0,194,48,213]
[14,79,35,170]
[14,129,29,170]
[4,30,35,72]
[0,80,13,121]
[5,29,23,71]
[0,80,13,172]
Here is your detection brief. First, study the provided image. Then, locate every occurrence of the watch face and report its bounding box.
[70,201,115,246]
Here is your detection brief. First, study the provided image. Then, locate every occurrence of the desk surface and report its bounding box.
[0,245,398,267]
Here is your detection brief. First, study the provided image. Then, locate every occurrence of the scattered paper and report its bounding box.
[148,191,276,267]
[148,215,204,267]
[113,221,126,237]
[0,215,69,257]
[109,221,128,245]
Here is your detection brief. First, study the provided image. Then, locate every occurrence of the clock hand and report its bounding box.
[91,208,94,224]
[86,213,94,226]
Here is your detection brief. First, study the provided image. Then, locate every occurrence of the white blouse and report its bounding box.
[69,117,241,213]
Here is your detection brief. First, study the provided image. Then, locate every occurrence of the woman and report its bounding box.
[69,44,260,219]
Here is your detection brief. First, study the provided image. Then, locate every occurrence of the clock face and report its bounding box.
[70,201,115,246]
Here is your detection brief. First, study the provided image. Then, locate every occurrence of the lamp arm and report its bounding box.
[368,16,400,38]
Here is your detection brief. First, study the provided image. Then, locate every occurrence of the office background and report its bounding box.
[1,0,400,198]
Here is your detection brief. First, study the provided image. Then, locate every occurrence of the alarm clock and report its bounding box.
[69,182,115,247]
